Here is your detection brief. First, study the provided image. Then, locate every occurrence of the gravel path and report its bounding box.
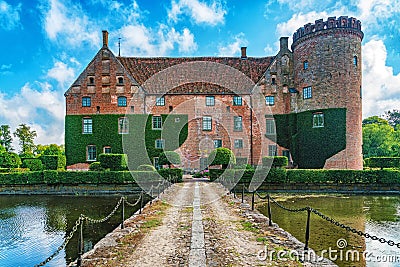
[76,179,337,267]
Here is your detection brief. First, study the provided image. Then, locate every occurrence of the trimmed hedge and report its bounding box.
[157,168,183,183]
[89,162,104,171]
[40,155,66,170]
[365,157,400,169]
[209,168,400,185]
[98,153,127,171]
[0,170,161,185]
[21,158,43,171]
[262,156,288,168]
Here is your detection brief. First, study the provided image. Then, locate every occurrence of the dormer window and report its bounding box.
[118,77,124,84]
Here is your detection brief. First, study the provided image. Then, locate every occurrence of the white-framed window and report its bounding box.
[234,116,243,131]
[234,139,243,149]
[233,96,242,106]
[87,145,97,161]
[206,96,215,106]
[213,139,222,148]
[265,96,275,106]
[202,116,212,131]
[303,86,312,99]
[303,60,309,70]
[268,145,277,156]
[103,146,112,154]
[156,96,165,106]
[118,117,129,134]
[266,119,275,135]
[153,157,160,170]
[82,96,91,107]
[152,116,162,130]
[83,117,92,134]
[313,112,324,128]
[118,96,127,107]
[155,139,165,149]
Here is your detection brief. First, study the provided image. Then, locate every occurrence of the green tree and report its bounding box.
[384,109,400,128]
[362,117,397,158]
[0,125,13,152]
[158,151,181,168]
[208,147,236,169]
[13,124,37,157]
[35,144,65,156]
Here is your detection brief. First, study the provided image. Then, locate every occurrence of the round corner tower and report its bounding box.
[291,16,363,170]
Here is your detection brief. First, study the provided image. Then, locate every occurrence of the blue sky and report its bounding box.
[0,0,399,147]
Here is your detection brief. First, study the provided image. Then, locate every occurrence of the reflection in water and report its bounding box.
[0,195,140,267]
[258,195,400,267]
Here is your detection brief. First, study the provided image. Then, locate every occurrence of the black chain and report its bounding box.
[261,194,400,249]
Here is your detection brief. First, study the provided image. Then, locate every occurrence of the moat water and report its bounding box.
[0,195,141,267]
[258,194,400,267]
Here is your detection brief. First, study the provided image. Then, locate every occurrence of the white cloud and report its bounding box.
[0,83,65,147]
[362,39,400,117]
[217,33,248,57]
[120,24,197,56]
[356,0,400,30]
[41,0,99,47]
[0,1,21,30]
[168,0,227,26]
[47,60,77,89]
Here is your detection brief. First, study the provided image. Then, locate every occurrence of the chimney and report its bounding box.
[241,47,247,59]
[280,37,289,52]
[102,30,109,47]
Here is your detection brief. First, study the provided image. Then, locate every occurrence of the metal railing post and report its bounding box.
[77,218,84,267]
[121,197,125,229]
[267,194,272,226]
[241,184,244,203]
[251,191,255,211]
[304,208,311,250]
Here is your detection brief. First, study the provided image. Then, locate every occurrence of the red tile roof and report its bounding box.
[117,57,274,94]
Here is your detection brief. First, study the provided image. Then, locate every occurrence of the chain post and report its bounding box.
[77,217,84,267]
[140,191,144,214]
[121,197,125,229]
[251,191,255,211]
[241,184,244,203]
[304,208,311,250]
[267,194,272,226]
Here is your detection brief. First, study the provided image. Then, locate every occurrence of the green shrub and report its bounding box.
[209,148,236,169]
[262,156,288,168]
[366,157,400,169]
[158,168,183,183]
[0,152,21,168]
[137,164,157,171]
[98,153,127,171]
[89,162,104,171]
[43,170,59,184]
[22,158,43,171]
[158,151,181,168]
[40,155,66,170]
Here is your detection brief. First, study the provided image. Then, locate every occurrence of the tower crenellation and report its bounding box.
[292,16,363,49]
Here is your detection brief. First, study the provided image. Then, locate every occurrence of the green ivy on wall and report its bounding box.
[272,108,347,168]
[65,114,188,166]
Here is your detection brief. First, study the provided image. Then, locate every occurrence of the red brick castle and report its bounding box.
[65,16,363,170]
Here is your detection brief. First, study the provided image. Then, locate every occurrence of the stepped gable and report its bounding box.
[117,56,274,93]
